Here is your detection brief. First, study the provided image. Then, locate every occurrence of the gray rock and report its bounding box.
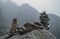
[6,29,56,39]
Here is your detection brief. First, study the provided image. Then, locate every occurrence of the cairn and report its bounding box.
[4,11,50,39]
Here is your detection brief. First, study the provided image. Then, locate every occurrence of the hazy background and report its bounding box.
[0,0,60,39]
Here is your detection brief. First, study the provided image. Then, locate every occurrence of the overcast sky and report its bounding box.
[0,0,60,17]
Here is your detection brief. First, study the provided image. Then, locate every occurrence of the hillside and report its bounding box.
[48,14,60,39]
[0,29,56,39]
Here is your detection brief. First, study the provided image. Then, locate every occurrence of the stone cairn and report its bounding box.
[4,11,50,39]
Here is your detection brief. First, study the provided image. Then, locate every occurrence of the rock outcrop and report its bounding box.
[0,22,57,39]
[10,29,56,39]
[1,29,56,39]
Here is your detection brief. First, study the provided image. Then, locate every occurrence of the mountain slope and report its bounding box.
[48,14,60,39]
[0,29,56,39]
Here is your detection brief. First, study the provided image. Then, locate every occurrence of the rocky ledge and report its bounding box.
[1,29,56,39]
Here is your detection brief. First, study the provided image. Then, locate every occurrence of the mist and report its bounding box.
[0,0,60,39]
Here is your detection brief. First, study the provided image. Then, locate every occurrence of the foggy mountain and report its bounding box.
[1,0,40,27]
[0,0,60,39]
[48,14,60,39]
[0,8,9,36]
[16,4,40,26]
[0,0,40,36]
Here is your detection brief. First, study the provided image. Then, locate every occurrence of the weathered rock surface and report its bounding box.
[1,29,56,39]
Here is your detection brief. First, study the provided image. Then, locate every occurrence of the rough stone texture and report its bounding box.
[1,29,56,39]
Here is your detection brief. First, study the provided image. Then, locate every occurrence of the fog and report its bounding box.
[0,0,60,16]
[0,0,60,27]
[0,0,60,39]
[0,0,40,27]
